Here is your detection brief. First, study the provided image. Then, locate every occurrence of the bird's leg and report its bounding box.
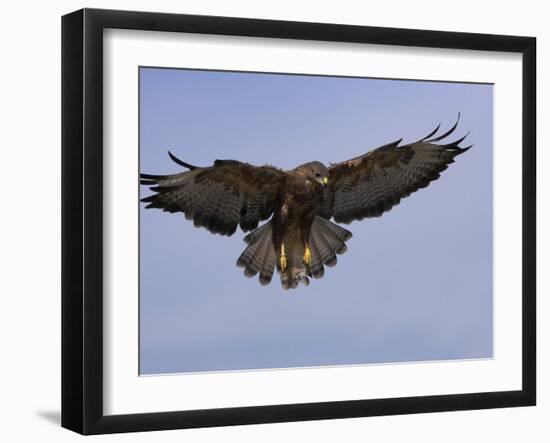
[303,242,312,266]
[280,242,287,271]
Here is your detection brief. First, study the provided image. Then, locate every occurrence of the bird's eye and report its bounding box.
[314,172,321,178]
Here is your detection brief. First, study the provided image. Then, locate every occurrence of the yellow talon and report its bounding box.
[280,243,287,271]
[303,244,312,266]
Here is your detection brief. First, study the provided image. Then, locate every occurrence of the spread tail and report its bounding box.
[236,217,352,289]
[236,221,276,285]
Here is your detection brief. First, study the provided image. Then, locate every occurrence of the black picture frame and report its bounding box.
[62,8,536,435]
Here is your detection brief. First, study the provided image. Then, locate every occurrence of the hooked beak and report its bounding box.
[317,176,329,187]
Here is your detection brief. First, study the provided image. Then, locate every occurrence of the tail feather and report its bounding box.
[311,230,338,267]
[237,221,276,285]
[243,229,270,276]
[242,222,271,244]
[258,242,277,285]
[314,216,353,242]
[308,216,352,275]
[308,237,325,279]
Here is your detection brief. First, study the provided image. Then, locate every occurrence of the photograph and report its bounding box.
[57,5,537,436]
[138,67,494,375]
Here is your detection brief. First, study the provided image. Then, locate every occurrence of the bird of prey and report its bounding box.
[140,117,471,290]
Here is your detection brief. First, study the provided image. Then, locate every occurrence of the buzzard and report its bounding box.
[140,117,471,289]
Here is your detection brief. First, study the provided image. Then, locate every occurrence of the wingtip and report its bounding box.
[424,113,462,143]
[140,173,162,185]
[443,130,471,149]
[418,122,442,142]
[448,144,472,157]
[168,151,198,170]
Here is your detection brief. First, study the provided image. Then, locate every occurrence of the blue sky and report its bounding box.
[139,67,493,375]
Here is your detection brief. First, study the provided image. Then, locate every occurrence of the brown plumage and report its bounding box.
[140,117,471,290]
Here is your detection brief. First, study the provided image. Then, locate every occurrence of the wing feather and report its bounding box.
[321,117,471,223]
[140,153,284,236]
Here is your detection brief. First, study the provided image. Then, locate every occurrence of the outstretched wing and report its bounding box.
[320,117,471,224]
[140,153,285,236]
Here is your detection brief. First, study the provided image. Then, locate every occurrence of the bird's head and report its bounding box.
[296,161,329,188]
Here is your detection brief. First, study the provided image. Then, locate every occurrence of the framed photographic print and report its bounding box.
[61,8,536,435]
